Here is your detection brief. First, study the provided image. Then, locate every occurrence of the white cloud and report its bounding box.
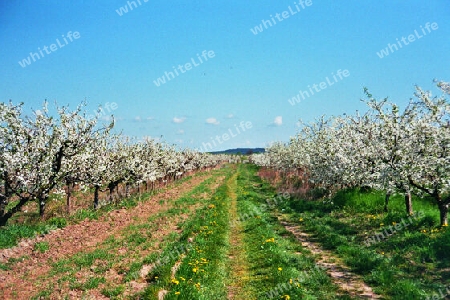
[227,113,234,118]
[206,117,220,125]
[273,116,282,126]
[173,117,186,123]
[177,129,185,134]
[134,116,142,122]
[146,116,154,121]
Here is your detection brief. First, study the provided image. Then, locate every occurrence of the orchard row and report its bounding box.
[0,102,232,225]
[252,81,450,225]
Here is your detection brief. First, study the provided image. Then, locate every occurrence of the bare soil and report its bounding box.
[0,172,222,299]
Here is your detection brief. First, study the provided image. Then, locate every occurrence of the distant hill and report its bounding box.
[209,148,265,155]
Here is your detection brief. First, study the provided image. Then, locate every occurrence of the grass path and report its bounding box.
[225,172,254,299]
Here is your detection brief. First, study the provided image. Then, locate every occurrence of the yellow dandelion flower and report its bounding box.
[175,292,180,295]
[278,267,282,271]
[193,268,198,273]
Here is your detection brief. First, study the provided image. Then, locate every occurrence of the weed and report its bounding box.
[34,241,50,253]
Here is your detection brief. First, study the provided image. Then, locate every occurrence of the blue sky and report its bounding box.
[1,1,449,151]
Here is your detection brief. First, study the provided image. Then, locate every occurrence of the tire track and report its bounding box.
[278,217,382,299]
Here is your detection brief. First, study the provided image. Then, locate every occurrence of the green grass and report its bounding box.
[33,241,50,253]
[69,276,106,291]
[140,164,355,299]
[0,222,62,249]
[101,284,125,298]
[13,164,450,299]
[235,164,348,299]
[140,165,234,299]
[28,167,229,299]
[277,186,450,299]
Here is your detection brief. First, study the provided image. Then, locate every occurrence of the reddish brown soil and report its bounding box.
[0,172,219,299]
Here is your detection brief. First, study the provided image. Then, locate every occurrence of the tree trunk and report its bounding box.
[404,191,413,215]
[108,185,115,203]
[438,202,449,226]
[0,196,8,223]
[0,196,10,226]
[0,215,8,227]
[66,181,75,214]
[0,197,29,226]
[384,192,391,212]
[125,183,130,198]
[108,181,120,204]
[39,198,47,219]
[93,185,100,209]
